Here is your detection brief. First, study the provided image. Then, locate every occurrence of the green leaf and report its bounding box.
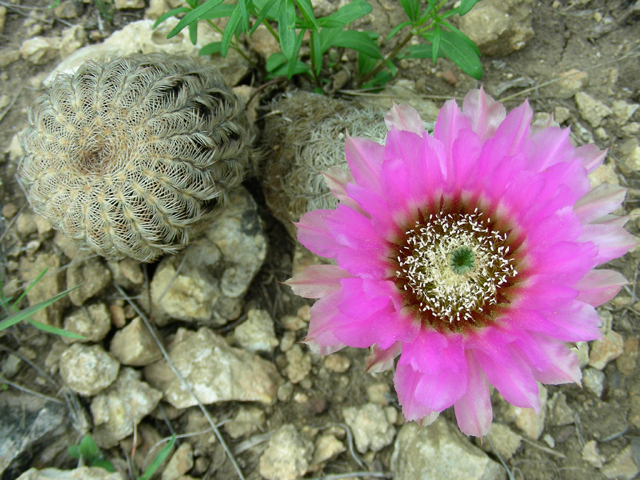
[92,459,116,472]
[0,286,77,332]
[400,43,442,60]
[199,41,222,55]
[431,23,441,64]
[199,3,235,19]
[26,319,85,339]
[266,59,309,78]
[318,0,372,27]
[221,5,243,56]
[188,21,198,44]
[441,20,480,55]
[438,29,483,80]
[386,20,412,41]
[186,0,198,8]
[266,52,288,71]
[319,27,341,53]
[331,30,382,59]
[287,28,306,77]
[138,436,176,480]
[294,0,318,30]
[358,52,377,76]
[167,0,225,38]
[68,445,81,460]
[250,0,280,34]
[386,59,397,77]
[278,0,296,59]
[361,70,390,90]
[80,435,99,459]
[238,0,250,30]
[152,6,191,29]
[458,0,480,16]
[398,0,420,21]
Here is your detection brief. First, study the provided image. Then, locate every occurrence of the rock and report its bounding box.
[366,383,391,406]
[17,467,125,480]
[612,100,639,125]
[343,403,396,454]
[0,392,76,478]
[554,106,571,124]
[248,25,281,59]
[583,367,605,397]
[0,6,5,35]
[509,384,547,439]
[17,213,38,236]
[19,252,66,326]
[67,253,112,307]
[1,354,21,378]
[161,442,194,480]
[115,0,145,8]
[277,382,294,402]
[259,424,314,480]
[110,317,162,366]
[486,423,521,460]
[281,314,307,331]
[34,216,52,236]
[150,187,266,327]
[224,406,265,439]
[391,418,504,480]
[360,79,440,122]
[590,330,624,369]
[108,258,144,288]
[63,303,111,343]
[0,47,19,68]
[233,309,279,354]
[285,345,312,384]
[59,343,119,396]
[59,25,86,59]
[20,36,61,65]
[589,162,619,189]
[311,434,345,467]
[575,92,612,128]
[619,138,640,171]
[144,327,281,408]
[54,1,81,19]
[544,69,588,99]
[582,440,604,468]
[91,368,162,447]
[280,331,296,353]
[547,392,574,426]
[602,445,640,480]
[617,336,639,375]
[622,123,640,137]
[457,0,533,56]
[323,354,351,373]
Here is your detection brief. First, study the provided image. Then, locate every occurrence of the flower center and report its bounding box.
[393,208,519,331]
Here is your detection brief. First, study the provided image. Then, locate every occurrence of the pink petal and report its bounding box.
[384,102,424,136]
[305,290,348,354]
[285,265,351,298]
[492,100,533,157]
[345,182,399,239]
[454,350,492,437]
[394,362,437,422]
[579,219,638,265]
[525,126,573,172]
[462,87,506,142]
[434,98,471,165]
[575,269,629,307]
[450,128,482,192]
[365,342,401,373]
[296,209,340,258]
[527,332,581,385]
[321,167,364,215]
[576,144,607,173]
[344,135,385,195]
[574,184,627,224]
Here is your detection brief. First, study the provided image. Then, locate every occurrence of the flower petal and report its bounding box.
[305,290,348,354]
[462,87,506,142]
[366,341,402,373]
[527,332,581,385]
[575,269,628,307]
[322,167,364,215]
[574,183,627,224]
[577,144,607,173]
[344,135,384,195]
[491,100,533,157]
[285,265,351,298]
[384,102,424,136]
[454,350,492,437]
[296,209,340,257]
[394,362,437,422]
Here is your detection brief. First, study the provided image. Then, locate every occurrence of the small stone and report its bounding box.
[323,354,350,373]
[67,254,112,307]
[547,392,574,426]
[54,1,81,19]
[311,434,345,466]
[542,433,555,448]
[277,381,294,402]
[115,0,145,8]
[619,138,640,171]
[20,253,66,326]
[617,336,638,375]
[0,6,5,35]
[16,467,125,480]
[343,403,396,453]
[602,445,640,480]
[59,343,119,396]
[554,106,571,124]
[20,36,61,65]
[91,368,162,447]
[248,25,281,59]
[574,341,590,368]
[285,344,312,384]
[622,122,640,137]
[2,203,18,219]
[17,213,38,236]
[34,216,52,236]
[110,317,163,366]
[224,406,265,438]
[63,303,112,343]
[2,354,22,378]
[233,309,279,354]
[575,92,612,128]
[589,330,624,370]
[612,100,639,125]
[545,69,588,99]
[582,440,604,468]
[161,443,194,480]
[259,424,314,480]
[281,314,307,331]
[583,367,605,397]
[510,384,547,439]
[280,331,296,353]
[485,423,521,460]
[366,383,391,406]
[110,304,126,328]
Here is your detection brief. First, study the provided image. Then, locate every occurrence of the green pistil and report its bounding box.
[449,246,475,275]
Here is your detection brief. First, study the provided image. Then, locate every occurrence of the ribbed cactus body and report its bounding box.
[19,54,253,262]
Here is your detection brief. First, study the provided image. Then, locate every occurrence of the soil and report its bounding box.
[1,0,640,479]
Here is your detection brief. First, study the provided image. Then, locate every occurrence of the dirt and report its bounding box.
[1,0,640,479]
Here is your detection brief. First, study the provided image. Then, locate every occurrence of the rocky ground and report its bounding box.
[1,0,640,479]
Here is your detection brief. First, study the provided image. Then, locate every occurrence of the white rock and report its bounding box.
[510,384,547,439]
[619,138,640,171]
[59,25,86,59]
[575,92,612,128]
[612,100,639,125]
[110,317,163,366]
[589,330,624,370]
[63,303,112,343]
[343,403,396,453]
[59,343,119,396]
[583,367,605,397]
[582,440,604,468]
[224,406,265,438]
[547,392,574,426]
[20,36,61,65]
[16,467,125,480]
[311,434,345,466]
[602,445,640,480]
[233,308,279,353]
[285,344,312,384]
[161,442,194,480]
[66,253,112,307]
[259,424,314,480]
[115,0,145,8]
[486,423,521,460]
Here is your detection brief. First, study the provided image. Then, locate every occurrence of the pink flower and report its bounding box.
[286,89,636,437]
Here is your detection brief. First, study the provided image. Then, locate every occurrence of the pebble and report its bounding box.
[366,383,391,406]
[277,381,294,402]
[67,253,112,307]
[54,1,81,19]
[391,418,503,480]
[589,330,624,370]
[616,336,639,375]
[575,92,612,128]
[91,368,162,448]
[144,327,281,408]
[259,424,314,480]
[115,0,145,8]
[554,106,571,124]
[343,403,396,453]
[16,467,125,480]
[281,314,307,331]
[110,317,162,366]
[247,25,281,59]
[0,47,20,68]
[323,354,351,373]
[485,422,522,460]
[510,384,548,439]
[2,203,18,219]
[63,303,112,343]
[233,308,279,354]
[619,138,640,171]
[582,440,604,468]
[622,122,640,137]
[285,344,312,384]
[602,445,640,480]
[545,69,588,99]
[311,434,345,467]
[20,36,61,65]
[59,343,119,396]
[611,100,639,125]
[0,6,5,35]
[583,367,605,397]
[279,331,296,353]
[224,406,265,438]
[161,443,194,480]
[547,392,574,426]
[16,213,38,236]
[182,409,216,454]
[574,341,590,368]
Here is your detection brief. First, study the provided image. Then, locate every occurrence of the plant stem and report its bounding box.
[262,18,280,43]
[204,19,258,68]
[358,29,414,85]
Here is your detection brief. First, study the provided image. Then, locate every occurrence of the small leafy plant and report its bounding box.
[69,435,116,472]
[154,0,482,89]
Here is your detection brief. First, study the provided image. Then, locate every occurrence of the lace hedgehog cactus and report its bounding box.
[18,54,254,262]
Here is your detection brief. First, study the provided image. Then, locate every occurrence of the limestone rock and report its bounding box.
[59,25,86,59]
[619,138,640,172]
[161,442,194,480]
[54,1,81,19]
[575,92,612,128]
[602,445,640,480]
[547,392,574,426]
[67,253,112,307]
[343,403,396,454]
[324,354,351,373]
[617,336,639,376]
[233,308,279,354]
[311,434,345,467]
[285,345,312,384]
[144,327,281,408]
[510,385,547,439]
[391,419,504,480]
[17,467,125,480]
[19,252,66,326]
[63,303,111,343]
[485,423,521,460]
[91,368,163,447]
[583,367,605,397]
[20,36,61,65]
[224,406,265,439]
[110,317,162,366]
[59,343,119,396]
[115,0,145,8]
[259,424,314,480]
[589,330,624,370]
[544,69,588,99]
